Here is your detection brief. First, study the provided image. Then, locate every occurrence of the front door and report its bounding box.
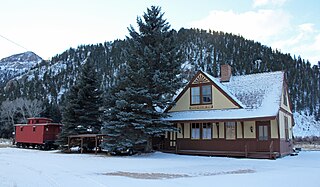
[169,132,177,149]
[256,121,271,152]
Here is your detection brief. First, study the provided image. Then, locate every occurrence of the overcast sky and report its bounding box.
[1,0,319,65]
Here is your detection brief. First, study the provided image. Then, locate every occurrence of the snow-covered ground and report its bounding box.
[0,148,319,187]
[0,139,11,146]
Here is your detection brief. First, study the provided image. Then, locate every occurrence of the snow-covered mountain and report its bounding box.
[0,51,42,86]
[0,29,319,138]
[293,112,320,137]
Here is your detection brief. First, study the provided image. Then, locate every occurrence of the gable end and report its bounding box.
[192,73,210,84]
[166,71,243,112]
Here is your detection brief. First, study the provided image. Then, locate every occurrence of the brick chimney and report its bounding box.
[220,64,232,82]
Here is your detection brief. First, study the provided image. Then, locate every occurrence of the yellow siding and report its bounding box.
[279,112,284,139]
[288,115,293,139]
[169,80,240,112]
[169,88,191,112]
[177,123,183,138]
[270,119,278,138]
[237,122,243,138]
[212,123,218,138]
[278,111,293,139]
[279,115,284,138]
[243,121,255,138]
[213,86,239,110]
[219,122,225,138]
[184,123,190,138]
[280,88,292,113]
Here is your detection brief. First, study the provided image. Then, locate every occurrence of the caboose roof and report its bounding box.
[14,123,62,126]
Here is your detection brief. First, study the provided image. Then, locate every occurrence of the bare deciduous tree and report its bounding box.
[23,99,45,119]
[0,98,46,137]
[0,98,18,126]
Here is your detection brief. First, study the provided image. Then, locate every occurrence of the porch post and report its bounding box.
[80,138,83,154]
[68,136,70,152]
[95,136,98,155]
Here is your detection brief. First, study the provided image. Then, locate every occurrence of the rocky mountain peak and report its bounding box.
[0,51,42,64]
[0,51,43,86]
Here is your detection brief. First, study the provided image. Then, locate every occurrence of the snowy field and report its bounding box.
[0,147,319,187]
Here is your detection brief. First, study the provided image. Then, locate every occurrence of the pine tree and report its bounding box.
[76,59,103,133]
[102,6,181,152]
[58,59,103,145]
[57,85,81,145]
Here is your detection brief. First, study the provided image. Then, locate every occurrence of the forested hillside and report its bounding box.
[177,28,320,119]
[0,28,319,136]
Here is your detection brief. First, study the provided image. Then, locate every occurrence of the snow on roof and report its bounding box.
[202,71,246,108]
[223,71,284,110]
[165,108,277,121]
[165,71,284,121]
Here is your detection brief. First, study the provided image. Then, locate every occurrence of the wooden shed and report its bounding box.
[67,134,106,154]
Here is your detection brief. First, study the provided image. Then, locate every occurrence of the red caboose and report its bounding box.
[14,117,62,150]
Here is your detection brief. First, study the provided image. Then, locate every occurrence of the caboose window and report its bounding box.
[33,126,36,132]
[46,127,49,131]
[20,127,23,131]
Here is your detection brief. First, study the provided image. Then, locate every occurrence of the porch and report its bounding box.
[161,149,280,159]
[158,139,281,159]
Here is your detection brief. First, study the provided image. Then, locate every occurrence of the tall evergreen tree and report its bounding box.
[58,59,103,145]
[57,85,81,145]
[76,59,103,134]
[102,6,182,151]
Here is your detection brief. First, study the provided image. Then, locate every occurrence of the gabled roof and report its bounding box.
[164,71,285,121]
[201,71,246,108]
[165,70,245,112]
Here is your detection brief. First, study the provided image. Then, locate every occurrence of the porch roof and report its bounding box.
[164,107,277,122]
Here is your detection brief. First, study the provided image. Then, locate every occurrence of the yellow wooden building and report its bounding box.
[162,65,293,159]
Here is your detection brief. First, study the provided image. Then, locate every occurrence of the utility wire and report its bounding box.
[0,34,28,51]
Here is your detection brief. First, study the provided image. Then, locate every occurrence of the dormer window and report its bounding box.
[191,85,212,105]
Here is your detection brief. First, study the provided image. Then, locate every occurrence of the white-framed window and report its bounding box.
[191,87,200,104]
[191,123,200,139]
[284,116,289,141]
[225,122,236,140]
[202,85,212,103]
[190,85,212,105]
[202,123,212,139]
[258,125,268,141]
